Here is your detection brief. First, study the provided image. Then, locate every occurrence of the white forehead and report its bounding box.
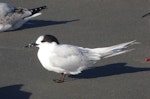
[36,35,44,44]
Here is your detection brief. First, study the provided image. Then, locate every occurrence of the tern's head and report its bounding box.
[25,35,59,48]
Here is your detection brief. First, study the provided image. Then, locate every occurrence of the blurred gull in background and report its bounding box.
[0,2,47,32]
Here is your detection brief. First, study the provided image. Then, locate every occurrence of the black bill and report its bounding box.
[25,43,38,48]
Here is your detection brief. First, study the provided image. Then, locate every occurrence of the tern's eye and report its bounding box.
[41,40,46,43]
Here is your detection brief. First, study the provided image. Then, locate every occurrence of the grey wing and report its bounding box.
[11,8,32,20]
[50,45,87,73]
[78,47,101,65]
[0,8,31,24]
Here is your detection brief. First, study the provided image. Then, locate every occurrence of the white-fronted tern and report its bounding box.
[25,35,139,83]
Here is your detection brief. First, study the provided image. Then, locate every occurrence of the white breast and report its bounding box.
[37,48,66,73]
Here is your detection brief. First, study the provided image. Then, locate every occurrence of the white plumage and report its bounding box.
[26,35,138,83]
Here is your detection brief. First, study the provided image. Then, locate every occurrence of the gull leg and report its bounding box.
[53,73,66,83]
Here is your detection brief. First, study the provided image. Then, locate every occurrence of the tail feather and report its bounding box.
[24,6,47,20]
[109,40,139,49]
[92,40,139,58]
[103,49,134,58]
[29,6,47,15]
[142,12,150,18]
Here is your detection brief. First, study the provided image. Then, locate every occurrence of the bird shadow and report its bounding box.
[0,84,31,99]
[70,63,150,79]
[20,19,80,30]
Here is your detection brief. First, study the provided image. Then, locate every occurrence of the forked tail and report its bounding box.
[92,40,139,59]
